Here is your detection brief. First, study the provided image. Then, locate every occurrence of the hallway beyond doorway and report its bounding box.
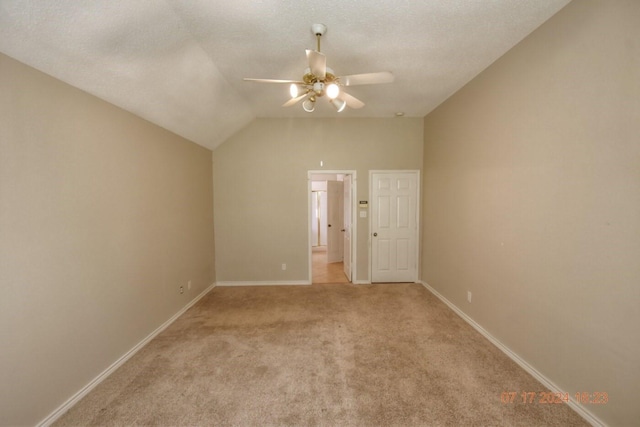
[312,246,349,284]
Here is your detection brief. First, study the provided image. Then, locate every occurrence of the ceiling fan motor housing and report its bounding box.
[304,70,337,86]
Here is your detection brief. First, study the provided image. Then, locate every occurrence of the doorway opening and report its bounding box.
[308,171,356,284]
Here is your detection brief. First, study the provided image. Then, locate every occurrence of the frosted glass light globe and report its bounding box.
[326,83,340,99]
[289,84,299,98]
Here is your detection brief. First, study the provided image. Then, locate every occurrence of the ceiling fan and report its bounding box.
[244,23,394,113]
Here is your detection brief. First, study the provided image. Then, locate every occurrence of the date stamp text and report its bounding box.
[501,391,608,405]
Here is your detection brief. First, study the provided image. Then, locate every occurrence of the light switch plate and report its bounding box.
[359,211,367,218]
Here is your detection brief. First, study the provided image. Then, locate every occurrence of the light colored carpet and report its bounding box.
[55,283,588,426]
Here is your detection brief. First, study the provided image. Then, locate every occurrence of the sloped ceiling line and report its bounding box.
[0,0,571,150]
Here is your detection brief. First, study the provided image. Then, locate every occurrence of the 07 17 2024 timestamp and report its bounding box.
[501,391,608,405]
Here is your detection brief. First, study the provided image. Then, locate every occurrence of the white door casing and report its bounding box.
[308,171,357,285]
[370,171,419,283]
[327,180,344,263]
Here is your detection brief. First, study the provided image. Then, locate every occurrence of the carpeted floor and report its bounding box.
[55,283,588,426]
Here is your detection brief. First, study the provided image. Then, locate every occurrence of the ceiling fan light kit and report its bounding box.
[302,98,316,113]
[331,98,347,112]
[244,24,394,113]
[326,83,340,99]
[289,84,299,98]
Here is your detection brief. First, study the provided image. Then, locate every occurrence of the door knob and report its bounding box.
[373,232,378,237]
[328,224,332,227]
[341,229,345,232]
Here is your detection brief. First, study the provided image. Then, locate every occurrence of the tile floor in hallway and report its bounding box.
[312,247,349,284]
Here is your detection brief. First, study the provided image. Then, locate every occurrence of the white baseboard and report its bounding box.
[37,282,217,427]
[419,281,605,427]
[217,280,311,286]
[352,280,371,285]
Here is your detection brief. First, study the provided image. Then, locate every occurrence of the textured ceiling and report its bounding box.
[0,0,571,150]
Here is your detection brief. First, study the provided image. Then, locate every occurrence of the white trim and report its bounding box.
[217,280,311,287]
[369,170,421,284]
[419,281,606,427]
[307,170,357,284]
[37,282,217,427]
[352,280,371,285]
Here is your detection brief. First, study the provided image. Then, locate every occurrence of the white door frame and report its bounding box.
[368,170,420,283]
[308,170,357,284]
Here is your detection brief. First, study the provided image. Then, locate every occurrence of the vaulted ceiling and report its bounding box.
[0,0,571,150]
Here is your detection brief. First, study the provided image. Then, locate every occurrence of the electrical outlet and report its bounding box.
[188,280,192,290]
[467,291,472,303]
[281,263,287,271]
[179,286,184,294]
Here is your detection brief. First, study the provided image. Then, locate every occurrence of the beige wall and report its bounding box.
[421,1,639,425]
[213,118,423,283]
[0,53,215,426]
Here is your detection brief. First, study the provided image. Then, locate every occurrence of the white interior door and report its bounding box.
[343,175,352,280]
[311,192,319,246]
[327,180,344,263]
[319,191,327,245]
[310,191,328,246]
[371,171,419,283]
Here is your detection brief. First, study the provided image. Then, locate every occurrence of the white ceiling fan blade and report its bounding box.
[282,93,308,107]
[339,91,365,109]
[306,49,326,79]
[244,78,304,84]
[339,71,394,86]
